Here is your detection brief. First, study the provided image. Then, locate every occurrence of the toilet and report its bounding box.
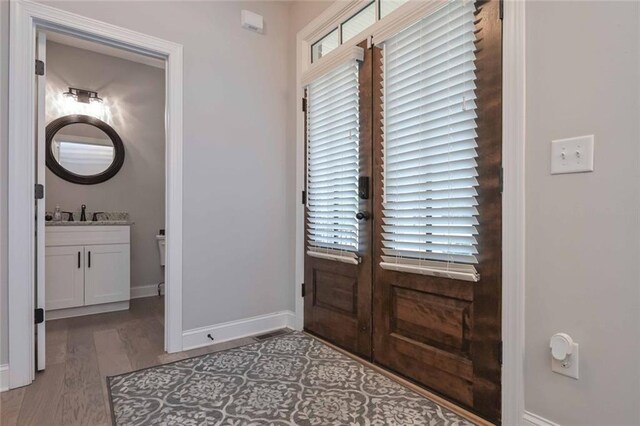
[156,234,166,266]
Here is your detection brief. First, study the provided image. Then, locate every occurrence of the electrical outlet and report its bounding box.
[551,135,594,174]
[551,342,579,380]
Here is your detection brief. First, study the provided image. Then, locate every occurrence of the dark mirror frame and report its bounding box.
[46,114,125,185]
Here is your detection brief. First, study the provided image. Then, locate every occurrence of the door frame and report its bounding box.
[294,0,526,423]
[7,0,184,388]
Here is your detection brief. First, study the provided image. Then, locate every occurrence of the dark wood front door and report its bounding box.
[371,1,503,422]
[303,2,502,421]
[304,40,373,359]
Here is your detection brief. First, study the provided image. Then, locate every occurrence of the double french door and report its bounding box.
[303,1,502,423]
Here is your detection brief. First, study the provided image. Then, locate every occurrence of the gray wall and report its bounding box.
[525,1,640,425]
[36,1,295,332]
[45,41,166,292]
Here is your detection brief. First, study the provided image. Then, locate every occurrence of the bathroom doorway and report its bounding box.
[8,1,184,389]
[34,30,169,372]
[36,30,166,371]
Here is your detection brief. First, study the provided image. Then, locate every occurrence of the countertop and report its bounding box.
[45,220,134,226]
[45,211,132,226]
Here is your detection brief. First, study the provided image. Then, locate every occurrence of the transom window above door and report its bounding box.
[310,0,409,63]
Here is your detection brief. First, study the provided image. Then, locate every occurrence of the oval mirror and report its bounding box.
[46,115,125,185]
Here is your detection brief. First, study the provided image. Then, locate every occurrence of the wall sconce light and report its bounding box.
[63,87,103,105]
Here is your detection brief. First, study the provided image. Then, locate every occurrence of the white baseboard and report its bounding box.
[131,284,163,299]
[523,411,561,426]
[182,310,296,351]
[46,301,129,320]
[0,364,9,392]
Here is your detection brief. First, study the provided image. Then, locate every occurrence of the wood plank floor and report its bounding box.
[0,297,259,426]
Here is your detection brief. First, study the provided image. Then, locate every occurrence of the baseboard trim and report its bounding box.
[0,364,9,392]
[131,284,162,299]
[182,310,296,351]
[523,411,561,426]
[46,301,129,320]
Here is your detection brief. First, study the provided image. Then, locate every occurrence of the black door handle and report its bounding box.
[88,251,91,268]
[356,211,370,221]
[78,251,81,268]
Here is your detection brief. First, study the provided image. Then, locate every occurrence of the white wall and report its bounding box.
[525,1,640,425]
[45,41,166,293]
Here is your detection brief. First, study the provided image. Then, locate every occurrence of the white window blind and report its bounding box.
[380,0,480,282]
[306,60,360,265]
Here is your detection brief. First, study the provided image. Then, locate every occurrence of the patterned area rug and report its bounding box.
[108,332,474,425]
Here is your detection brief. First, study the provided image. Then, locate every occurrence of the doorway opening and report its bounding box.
[34,30,168,373]
[8,0,184,389]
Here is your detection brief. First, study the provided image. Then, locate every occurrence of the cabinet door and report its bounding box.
[84,244,130,305]
[45,245,85,310]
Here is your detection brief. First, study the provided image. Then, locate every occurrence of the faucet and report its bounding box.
[80,204,87,222]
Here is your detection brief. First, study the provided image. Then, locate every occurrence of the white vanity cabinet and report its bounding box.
[45,225,130,318]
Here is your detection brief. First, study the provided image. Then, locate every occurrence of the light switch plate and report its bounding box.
[551,342,579,380]
[551,135,594,174]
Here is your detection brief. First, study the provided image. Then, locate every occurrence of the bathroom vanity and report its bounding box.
[45,221,131,319]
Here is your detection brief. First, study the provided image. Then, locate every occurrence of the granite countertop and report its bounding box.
[45,211,133,226]
[45,220,134,226]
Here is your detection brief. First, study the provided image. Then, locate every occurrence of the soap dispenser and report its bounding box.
[53,205,62,222]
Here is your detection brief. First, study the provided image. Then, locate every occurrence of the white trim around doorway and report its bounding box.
[8,0,184,389]
[294,1,526,424]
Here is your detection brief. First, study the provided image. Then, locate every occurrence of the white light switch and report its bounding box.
[551,135,594,174]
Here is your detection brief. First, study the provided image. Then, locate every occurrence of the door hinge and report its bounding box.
[499,167,504,194]
[301,283,306,298]
[35,183,44,200]
[302,97,307,113]
[498,341,503,365]
[35,60,45,76]
[34,308,44,324]
[499,0,504,21]
[302,190,306,205]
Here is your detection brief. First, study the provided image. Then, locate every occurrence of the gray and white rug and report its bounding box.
[108,332,474,425]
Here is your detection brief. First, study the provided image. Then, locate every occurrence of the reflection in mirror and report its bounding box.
[52,123,115,176]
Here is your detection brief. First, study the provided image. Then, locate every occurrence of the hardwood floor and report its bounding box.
[0,297,259,426]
